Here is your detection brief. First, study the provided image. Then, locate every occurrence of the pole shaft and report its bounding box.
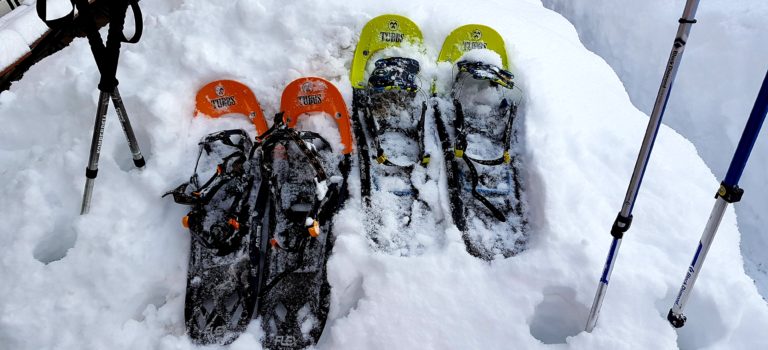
[670,198,728,316]
[620,1,700,216]
[586,0,700,331]
[668,69,768,327]
[586,238,622,332]
[110,88,146,166]
[81,91,111,214]
[723,70,768,186]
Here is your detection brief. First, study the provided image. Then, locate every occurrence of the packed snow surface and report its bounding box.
[0,2,48,70]
[1,0,768,349]
[542,0,768,298]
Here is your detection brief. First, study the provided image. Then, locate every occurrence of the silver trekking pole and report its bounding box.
[37,0,145,214]
[585,0,701,332]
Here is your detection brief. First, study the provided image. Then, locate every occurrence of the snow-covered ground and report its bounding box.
[542,0,768,298]
[1,0,767,349]
[0,1,48,70]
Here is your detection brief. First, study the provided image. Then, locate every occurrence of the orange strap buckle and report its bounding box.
[227,218,240,231]
[308,220,320,238]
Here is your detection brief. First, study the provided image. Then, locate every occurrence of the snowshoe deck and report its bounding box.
[166,128,266,345]
[351,15,443,256]
[258,77,351,349]
[434,25,528,260]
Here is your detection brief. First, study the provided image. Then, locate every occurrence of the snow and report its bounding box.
[1,0,767,349]
[0,2,50,70]
[541,0,768,298]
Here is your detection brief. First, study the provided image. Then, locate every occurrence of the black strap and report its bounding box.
[462,152,506,222]
[36,0,75,29]
[361,90,429,169]
[37,0,144,92]
[451,86,517,221]
[123,0,143,44]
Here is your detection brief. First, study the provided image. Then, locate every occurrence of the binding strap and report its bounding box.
[259,127,349,297]
[260,119,332,240]
[368,57,420,92]
[362,94,430,169]
[163,129,255,254]
[456,60,515,89]
[451,85,517,221]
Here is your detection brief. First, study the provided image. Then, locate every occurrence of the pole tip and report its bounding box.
[667,309,686,328]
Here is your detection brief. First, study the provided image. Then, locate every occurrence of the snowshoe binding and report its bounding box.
[257,77,352,349]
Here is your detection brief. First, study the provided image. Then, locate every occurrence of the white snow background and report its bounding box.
[542,0,768,298]
[1,0,767,349]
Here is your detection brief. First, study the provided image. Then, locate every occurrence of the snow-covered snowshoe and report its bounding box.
[257,77,352,349]
[350,15,441,256]
[164,80,269,345]
[434,25,528,260]
[165,129,265,344]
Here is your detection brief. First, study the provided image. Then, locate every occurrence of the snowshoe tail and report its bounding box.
[195,79,269,135]
[257,77,352,349]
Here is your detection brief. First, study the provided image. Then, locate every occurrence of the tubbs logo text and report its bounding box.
[379,32,404,43]
[211,96,236,109]
[298,94,322,106]
[462,41,487,50]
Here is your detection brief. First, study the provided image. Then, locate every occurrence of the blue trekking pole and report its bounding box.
[585,0,701,332]
[667,69,768,328]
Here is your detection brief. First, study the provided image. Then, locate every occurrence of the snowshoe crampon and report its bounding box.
[435,25,528,260]
[350,15,442,256]
[257,77,352,349]
[164,80,269,345]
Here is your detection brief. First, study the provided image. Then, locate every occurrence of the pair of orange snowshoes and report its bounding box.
[167,77,352,347]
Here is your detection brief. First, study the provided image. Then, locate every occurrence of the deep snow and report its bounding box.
[1,0,768,349]
[542,0,768,298]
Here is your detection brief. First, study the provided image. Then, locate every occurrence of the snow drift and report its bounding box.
[542,0,768,298]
